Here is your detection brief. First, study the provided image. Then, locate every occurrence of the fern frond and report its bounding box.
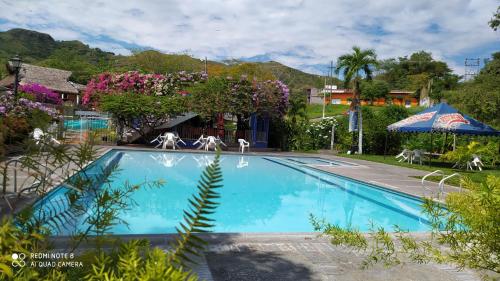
[168,149,223,266]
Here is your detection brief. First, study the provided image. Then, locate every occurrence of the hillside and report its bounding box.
[0,28,328,91]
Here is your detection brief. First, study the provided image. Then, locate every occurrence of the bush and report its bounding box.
[288,117,337,151]
[313,175,500,277]
[441,141,499,168]
[361,105,409,154]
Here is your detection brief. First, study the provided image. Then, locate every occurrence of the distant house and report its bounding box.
[307,87,418,108]
[0,63,84,104]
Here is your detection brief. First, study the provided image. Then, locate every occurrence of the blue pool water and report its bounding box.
[64,119,109,130]
[34,150,433,235]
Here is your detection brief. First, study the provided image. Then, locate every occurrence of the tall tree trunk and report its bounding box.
[354,80,363,154]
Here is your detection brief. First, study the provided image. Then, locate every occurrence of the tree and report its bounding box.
[189,77,231,137]
[287,91,308,123]
[360,80,390,105]
[377,51,459,104]
[445,52,500,128]
[101,94,187,142]
[335,46,378,154]
[489,6,500,31]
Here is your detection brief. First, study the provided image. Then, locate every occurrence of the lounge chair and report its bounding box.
[150,134,164,148]
[173,132,186,149]
[395,149,411,162]
[216,136,227,147]
[238,139,250,154]
[193,135,207,150]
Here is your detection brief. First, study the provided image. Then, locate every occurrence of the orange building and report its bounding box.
[323,89,418,108]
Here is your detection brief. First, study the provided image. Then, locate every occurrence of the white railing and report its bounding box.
[421,170,445,193]
[438,173,462,198]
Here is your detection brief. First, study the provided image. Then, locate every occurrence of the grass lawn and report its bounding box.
[339,154,499,186]
[306,104,425,119]
[306,104,350,119]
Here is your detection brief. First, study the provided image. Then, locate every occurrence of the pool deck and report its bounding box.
[53,233,483,281]
[305,154,461,200]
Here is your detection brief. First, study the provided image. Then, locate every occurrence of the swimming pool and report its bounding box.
[34,150,434,235]
[64,119,109,130]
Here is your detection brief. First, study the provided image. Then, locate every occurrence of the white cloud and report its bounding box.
[0,0,498,75]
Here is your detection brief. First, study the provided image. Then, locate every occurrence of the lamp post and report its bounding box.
[9,55,22,98]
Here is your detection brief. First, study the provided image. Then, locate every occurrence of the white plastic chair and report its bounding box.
[468,154,484,171]
[395,149,411,162]
[32,128,60,146]
[205,136,217,151]
[411,149,424,165]
[238,139,250,154]
[162,133,177,150]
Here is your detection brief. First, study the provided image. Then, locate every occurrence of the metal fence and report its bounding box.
[61,116,116,144]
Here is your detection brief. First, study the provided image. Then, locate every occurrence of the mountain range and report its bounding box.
[0,28,339,92]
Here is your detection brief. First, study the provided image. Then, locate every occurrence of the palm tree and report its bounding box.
[335,46,378,154]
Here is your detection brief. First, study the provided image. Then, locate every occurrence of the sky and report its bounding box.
[0,0,499,76]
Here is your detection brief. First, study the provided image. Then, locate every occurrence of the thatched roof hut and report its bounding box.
[0,63,84,103]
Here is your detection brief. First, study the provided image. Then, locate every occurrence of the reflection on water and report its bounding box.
[192,155,226,167]
[150,154,185,168]
[237,157,248,169]
[343,182,360,229]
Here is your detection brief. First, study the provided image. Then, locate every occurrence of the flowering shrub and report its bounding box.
[84,71,289,118]
[252,80,290,117]
[306,117,338,149]
[290,117,338,151]
[82,71,208,105]
[0,92,59,119]
[19,83,62,105]
[0,91,60,153]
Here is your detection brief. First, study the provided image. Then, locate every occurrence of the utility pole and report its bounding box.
[328,60,336,150]
[204,56,208,75]
[322,75,327,119]
[329,60,334,102]
[323,62,335,119]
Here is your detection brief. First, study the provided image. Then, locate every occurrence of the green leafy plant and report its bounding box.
[441,141,499,169]
[312,175,500,278]
[1,139,224,280]
[168,150,223,265]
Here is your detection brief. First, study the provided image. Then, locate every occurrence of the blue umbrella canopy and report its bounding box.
[387,102,500,136]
